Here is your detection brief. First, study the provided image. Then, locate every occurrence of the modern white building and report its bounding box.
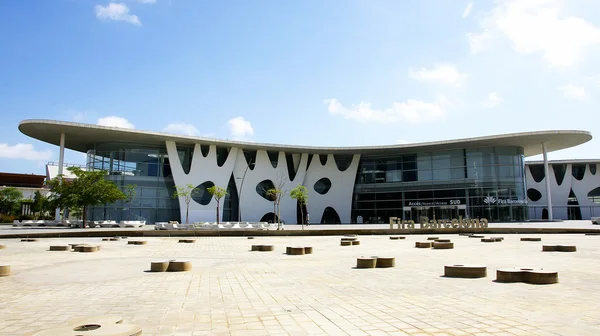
[525,160,600,220]
[18,119,593,223]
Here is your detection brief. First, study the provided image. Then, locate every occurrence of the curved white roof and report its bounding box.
[19,119,592,157]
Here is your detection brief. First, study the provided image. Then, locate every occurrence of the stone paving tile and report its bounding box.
[1,234,600,335]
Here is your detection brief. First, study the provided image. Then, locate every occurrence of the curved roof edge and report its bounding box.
[19,119,592,157]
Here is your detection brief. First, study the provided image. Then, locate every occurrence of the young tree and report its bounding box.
[290,185,309,230]
[266,188,285,230]
[31,190,47,219]
[0,187,24,216]
[47,167,126,227]
[124,184,137,221]
[207,186,227,224]
[172,184,196,224]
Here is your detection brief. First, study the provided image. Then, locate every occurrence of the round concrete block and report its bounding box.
[21,238,39,242]
[178,239,196,243]
[102,238,110,241]
[109,238,120,241]
[433,242,454,249]
[259,245,274,252]
[341,241,352,246]
[496,268,528,283]
[389,236,398,240]
[427,237,439,241]
[356,257,376,268]
[72,244,90,252]
[247,237,254,239]
[304,246,313,254]
[167,260,192,272]
[525,269,559,284]
[481,238,495,243]
[469,235,484,238]
[415,241,432,248]
[543,245,576,252]
[0,265,10,276]
[434,239,451,243]
[286,246,292,254]
[80,246,99,253]
[444,264,487,278]
[129,241,147,245]
[341,237,357,241]
[491,237,504,241]
[351,240,360,245]
[521,237,542,241]
[560,245,577,252]
[251,245,262,251]
[375,257,395,268]
[0,244,6,250]
[288,246,305,255]
[150,261,169,272]
[49,245,70,251]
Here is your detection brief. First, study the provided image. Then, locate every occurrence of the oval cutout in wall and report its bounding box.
[314,178,332,195]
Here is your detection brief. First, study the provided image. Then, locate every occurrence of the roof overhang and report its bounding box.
[19,119,592,157]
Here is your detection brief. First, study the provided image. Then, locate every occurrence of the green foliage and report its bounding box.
[207,186,227,224]
[0,187,23,216]
[0,213,16,223]
[31,190,48,219]
[47,167,126,226]
[124,184,137,221]
[290,185,309,227]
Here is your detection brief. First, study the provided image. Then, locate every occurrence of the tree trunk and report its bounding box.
[273,203,277,229]
[216,200,220,224]
[300,201,304,231]
[186,202,189,224]
[82,205,86,229]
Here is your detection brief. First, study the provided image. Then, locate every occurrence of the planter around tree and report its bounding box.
[433,242,454,249]
[49,245,70,251]
[542,245,577,252]
[150,260,170,272]
[415,242,432,248]
[521,237,542,242]
[375,257,395,268]
[444,264,487,278]
[351,240,360,245]
[356,257,377,268]
[0,265,10,276]
[167,260,192,272]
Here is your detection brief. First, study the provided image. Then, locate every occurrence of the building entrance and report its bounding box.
[403,205,466,222]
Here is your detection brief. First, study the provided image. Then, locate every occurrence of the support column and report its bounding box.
[54,133,65,221]
[542,142,553,221]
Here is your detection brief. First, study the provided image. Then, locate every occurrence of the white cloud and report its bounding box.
[163,123,200,136]
[97,116,135,129]
[95,3,141,26]
[137,0,156,3]
[325,97,448,124]
[409,64,467,86]
[462,2,473,19]
[468,0,600,67]
[227,117,254,139]
[560,84,587,100]
[483,92,504,107]
[0,144,53,161]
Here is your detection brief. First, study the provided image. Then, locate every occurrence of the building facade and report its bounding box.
[526,160,600,220]
[19,120,593,224]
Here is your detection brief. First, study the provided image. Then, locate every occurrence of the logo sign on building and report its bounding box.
[483,196,525,205]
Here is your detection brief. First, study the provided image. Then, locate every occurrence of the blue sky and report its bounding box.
[1,0,600,174]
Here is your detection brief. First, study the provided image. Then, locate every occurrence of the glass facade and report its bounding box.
[85,143,181,223]
[352,146,527,223]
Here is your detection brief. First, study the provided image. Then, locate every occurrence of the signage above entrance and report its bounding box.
[407,199,462,207]
[389,216,488,229]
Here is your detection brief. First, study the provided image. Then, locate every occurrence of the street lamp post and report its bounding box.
[237,160,254,222]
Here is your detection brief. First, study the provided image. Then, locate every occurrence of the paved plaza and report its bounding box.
[1,233,599,335]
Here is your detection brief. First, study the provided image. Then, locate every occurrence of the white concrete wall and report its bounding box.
[526,162,600,219]
[167,141,361,224]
